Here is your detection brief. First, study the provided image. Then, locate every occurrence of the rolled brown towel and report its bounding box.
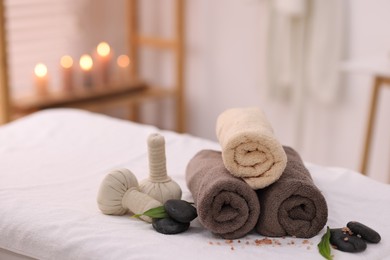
[186,150,260,239]
[255,146,328,238]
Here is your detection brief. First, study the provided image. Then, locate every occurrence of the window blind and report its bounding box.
[4,0,88,96]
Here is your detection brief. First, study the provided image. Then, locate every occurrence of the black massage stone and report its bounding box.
[330,228,367,253]
[152,217,190,234]
[347,221,381,243]
[164,199,198,223]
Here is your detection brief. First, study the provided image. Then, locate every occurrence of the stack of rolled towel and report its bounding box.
[186,107,328,239]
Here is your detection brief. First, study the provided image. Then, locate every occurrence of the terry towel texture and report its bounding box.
[186,150,260,239]
[255,146,328,238]
[216,107,287,189]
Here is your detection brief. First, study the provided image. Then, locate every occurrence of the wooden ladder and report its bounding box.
[0,0,10,125]
[127,0,186,133]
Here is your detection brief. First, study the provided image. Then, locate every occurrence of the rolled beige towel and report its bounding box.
[216,107,287,189]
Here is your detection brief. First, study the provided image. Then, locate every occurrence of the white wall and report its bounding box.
[186,0,267,138]
[183,0,390,183]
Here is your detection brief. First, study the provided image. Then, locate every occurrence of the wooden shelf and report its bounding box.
[12,79,147,113]
[10,79,180,122]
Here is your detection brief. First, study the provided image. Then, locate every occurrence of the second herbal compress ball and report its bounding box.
[139,133,182,203]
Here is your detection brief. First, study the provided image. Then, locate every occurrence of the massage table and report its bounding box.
[0,109,389,260]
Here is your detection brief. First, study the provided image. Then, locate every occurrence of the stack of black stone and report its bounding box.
[152,199,198,234]
[330,221,381,253]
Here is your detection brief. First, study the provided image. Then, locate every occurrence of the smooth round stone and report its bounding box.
[152,217,190,234]
[330,228,367,253]
[164,199,197,223]
[347,221,381,243]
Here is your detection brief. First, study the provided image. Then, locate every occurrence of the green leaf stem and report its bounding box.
[318,226,333,260]
[132,205,168,219]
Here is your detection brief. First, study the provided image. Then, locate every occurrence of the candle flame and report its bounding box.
[61,55,73,69]
[34,63,47,78]
[97,42,111,57]
[117,55,130,68]
[79,55,93,71]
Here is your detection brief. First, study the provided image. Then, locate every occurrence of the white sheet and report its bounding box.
[0,109,389,260]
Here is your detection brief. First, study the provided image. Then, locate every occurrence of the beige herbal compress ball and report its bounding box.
[97,168,162,223]
[139,133,182,203]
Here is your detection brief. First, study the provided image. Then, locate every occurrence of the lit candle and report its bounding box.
[116,54,131,84]
[79,54,93,88]
[96,41,112,85]
[34,63,48,95]
[60,55,74,92]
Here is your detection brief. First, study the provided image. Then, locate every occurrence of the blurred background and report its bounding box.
[1,0,389,183]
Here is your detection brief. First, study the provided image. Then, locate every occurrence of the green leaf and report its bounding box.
[132,205,168,219]
[318,226,333,260]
